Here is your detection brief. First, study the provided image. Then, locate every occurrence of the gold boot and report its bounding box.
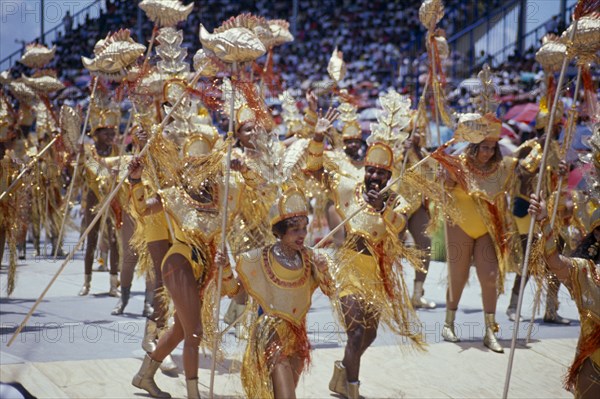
[132,354,171,398]
[441,309,460,342]
[483,313,504,353]
[186,378,201,399]
[412,281,436,309]
[347,381,360,399]
[78,274,91,296]
[328,360,348,396]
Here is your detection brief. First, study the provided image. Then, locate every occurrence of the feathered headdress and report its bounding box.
[365,89,412,171]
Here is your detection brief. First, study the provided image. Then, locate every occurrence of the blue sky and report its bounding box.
[1,0,103,62]
[0,0,575,69]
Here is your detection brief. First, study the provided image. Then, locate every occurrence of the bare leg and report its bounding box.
[271,358,298,399]
[112,212,138,314]
[154,253,202,380]
[340,295,379,382]
[472,233,499,313]
[118,212,138,289]
[445,223,474,310]
[108,220,119,275]
[148,239,170,328]
[409,206,431,283]
[289,355,304,388]
[83,192,100,275]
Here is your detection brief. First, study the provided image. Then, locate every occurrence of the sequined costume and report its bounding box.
[306,138,424,344]
[226,245,334,399]
[432,149,522,290]
[539,219,600,398]
[220,187,335,399]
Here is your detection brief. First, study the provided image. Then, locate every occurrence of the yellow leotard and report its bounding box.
[337,249,379,298]
[161,222,206,282]
[452,186,489,239]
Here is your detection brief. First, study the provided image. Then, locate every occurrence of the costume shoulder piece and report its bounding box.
[237,246,315,326]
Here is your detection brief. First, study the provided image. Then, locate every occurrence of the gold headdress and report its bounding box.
[89,91,121,134]
[20,44,56,69]
[365,142,394,171]
[279,90,304,137]
[162,79,219,155]
[221,78,258,128]
[139,0,193,28]
[454,112,501,143]
[269,187,309,226]
[365,88,412,171]
[535,34,566,130]
[338,97,362,141]
[453,64,501,143]
[327,46,347,83]
[21,71,65,94]
[199,14,267,64]
[82,29,146,81]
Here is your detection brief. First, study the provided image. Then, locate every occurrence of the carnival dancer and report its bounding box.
[216,187,335,399]
[506,107,571,324]
[129,91,247,397]
[307,90,425,399]
[529,193,600,398]
[78,94,120,297]
[397,122,438,309]
[432,113,521,353]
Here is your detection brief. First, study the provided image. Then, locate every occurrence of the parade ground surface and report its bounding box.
[1,231,580,398]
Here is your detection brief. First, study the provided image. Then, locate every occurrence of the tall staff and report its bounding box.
[419,0,455,300]
[197,15,269,398]
[53,77,98,258]
[502,1,597,395]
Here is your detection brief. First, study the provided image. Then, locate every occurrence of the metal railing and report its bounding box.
[0,0,104,71]
[488,2,576,69]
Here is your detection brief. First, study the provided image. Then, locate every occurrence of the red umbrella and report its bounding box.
[501,123,518,140]
[503,103,539,124]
